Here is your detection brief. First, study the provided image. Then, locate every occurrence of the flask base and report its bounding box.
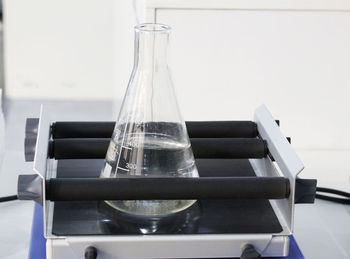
[105,199,197,216]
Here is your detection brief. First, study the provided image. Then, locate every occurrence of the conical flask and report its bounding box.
[100,23,199,216]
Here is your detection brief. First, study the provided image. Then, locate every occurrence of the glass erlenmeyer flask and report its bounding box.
[100,23,199,216]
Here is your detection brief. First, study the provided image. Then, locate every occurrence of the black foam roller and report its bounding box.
[49,138,267,159]
[51,121,258,139]
[45,177,290,201]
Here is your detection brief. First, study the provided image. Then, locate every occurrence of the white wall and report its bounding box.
[3,0,115,100]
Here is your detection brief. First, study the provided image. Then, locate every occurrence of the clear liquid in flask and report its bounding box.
[100,123,199,216]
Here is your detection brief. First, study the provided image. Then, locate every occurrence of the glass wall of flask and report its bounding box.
[100,23,199,216]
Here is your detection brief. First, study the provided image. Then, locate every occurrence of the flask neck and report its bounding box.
[133,25,169,72]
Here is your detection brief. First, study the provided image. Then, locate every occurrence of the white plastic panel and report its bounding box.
[152,7,350,151]
[143,0,350,11]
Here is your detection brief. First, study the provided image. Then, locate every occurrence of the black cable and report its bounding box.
[317,187,350,198]
[0,195,18,202]
[316,187,350,204]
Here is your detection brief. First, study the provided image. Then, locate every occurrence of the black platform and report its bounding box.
[52,159,283,236]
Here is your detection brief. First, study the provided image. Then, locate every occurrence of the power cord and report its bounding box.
[0,195,18,202]
[316,187,350,204]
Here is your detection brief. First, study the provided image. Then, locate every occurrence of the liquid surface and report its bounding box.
[100,132,199,216]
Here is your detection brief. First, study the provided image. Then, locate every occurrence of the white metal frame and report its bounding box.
[33,106,51,237]
[47,234,289,259]
[253,105,304,234]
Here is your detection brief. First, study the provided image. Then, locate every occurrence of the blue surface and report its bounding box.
[29,204,304,259]
[288,236,305,259]
[29,203,46,259]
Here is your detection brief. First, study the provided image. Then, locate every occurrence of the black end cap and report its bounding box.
[295,178,317,204]
[241,244,261,259]
[84,246,98,259]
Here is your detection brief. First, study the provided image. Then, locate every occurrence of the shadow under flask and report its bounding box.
[100,23,199,216]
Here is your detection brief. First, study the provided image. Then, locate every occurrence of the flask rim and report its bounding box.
[135,23,171,33]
